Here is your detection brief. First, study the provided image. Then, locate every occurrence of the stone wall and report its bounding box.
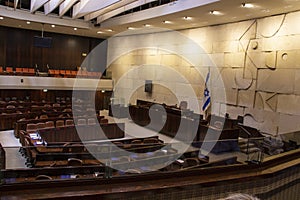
[107,11,300,136]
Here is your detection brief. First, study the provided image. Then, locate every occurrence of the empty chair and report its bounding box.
[53,103,60,107]
[77,118,86,126]
[35,175,52,180]
[55,120,64,127]
[87,118,96,125]
[45,121,55,128]
[28,68,35,75]
[67,158,83,166]
[5,67,14,74]
[143,138,159,144]
[184,158,200,167]
[53,70,60,77]
[48,69,55,76]
[36,122,46,130]
[26,123,38,132]
[131,140,143,145]
[6,105,15,109]
[65,119,74,126]
[15,68,23,75]
[63,108,72,112]
[39,114,48,119]
[124,169,141,174]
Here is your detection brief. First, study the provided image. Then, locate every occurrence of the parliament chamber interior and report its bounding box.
[0,0,300,199]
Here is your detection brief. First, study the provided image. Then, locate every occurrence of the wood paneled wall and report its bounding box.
[0,26,103,72]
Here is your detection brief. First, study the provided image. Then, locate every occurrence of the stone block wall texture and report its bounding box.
[107,11,300,136]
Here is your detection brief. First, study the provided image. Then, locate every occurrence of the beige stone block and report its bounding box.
[115,78,134,90]
[220,104,244,119]
[294,70,300,95]
[258,111,280,135]
[261,35,300,51]
[210,53,224,68]
[277,50,300,69]
[156,81,176,94]
[181,53,203,67]
[238,90,255,107]
[224,52,245,68]
[182,28,208,43]
[244,108,279,135]
[199,42,213,54]
[257,69,295,94]
[244,108,265,123]
[211,87,234,105]
[131,55,146,65]
[211,68,235,89]
[188,98,202,113]
[212,41,239,53]
[244,59,258,80]
[175,83,197,98]
[109,64,131,81]
[189,68,203,85]
[238,39,250,52]
[175,65,191,81]
[254,92,278,112]
[275,11,300,36]
[277,94,300,116]
[192,84,204,99]
[246,51,276,69]
[278,113,300,134]
[211,102,221,116]
[137,66,156,80]
[145,55,161,65]
[233,69,254,90]
[157,66,189,84]
[126,66,139,79]
[160,54,182,67]
[257,14,286,39]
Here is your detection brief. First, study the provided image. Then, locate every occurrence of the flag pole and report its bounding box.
[202,68,211,120]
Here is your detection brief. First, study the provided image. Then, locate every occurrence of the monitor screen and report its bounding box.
[33,36,52,48]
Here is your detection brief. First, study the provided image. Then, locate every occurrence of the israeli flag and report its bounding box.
[202,72,211,112]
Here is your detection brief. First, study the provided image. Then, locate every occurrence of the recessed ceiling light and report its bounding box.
[73,27,77,30]
[209,10,223,15]
[26,21,31,24]
[107,29,113,32]
[97,31,103,34]
[51,24,55,28]
[163,20,172,24]
[144,24,151,27]
[183,16,192,20]
[241,3,254,8]
[0,17,4,20]
[127,27,134,30]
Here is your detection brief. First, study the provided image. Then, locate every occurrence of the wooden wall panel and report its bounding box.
[0,26,103,71]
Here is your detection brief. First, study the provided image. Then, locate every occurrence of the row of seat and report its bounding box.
[0,66,35,76]
[48,69,102,79]
[0,66,103,79]
[25,118,109,133]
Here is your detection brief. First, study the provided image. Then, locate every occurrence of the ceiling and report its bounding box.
[0,0,300,39]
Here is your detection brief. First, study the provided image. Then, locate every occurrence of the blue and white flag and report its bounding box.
[202,72,211,112]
